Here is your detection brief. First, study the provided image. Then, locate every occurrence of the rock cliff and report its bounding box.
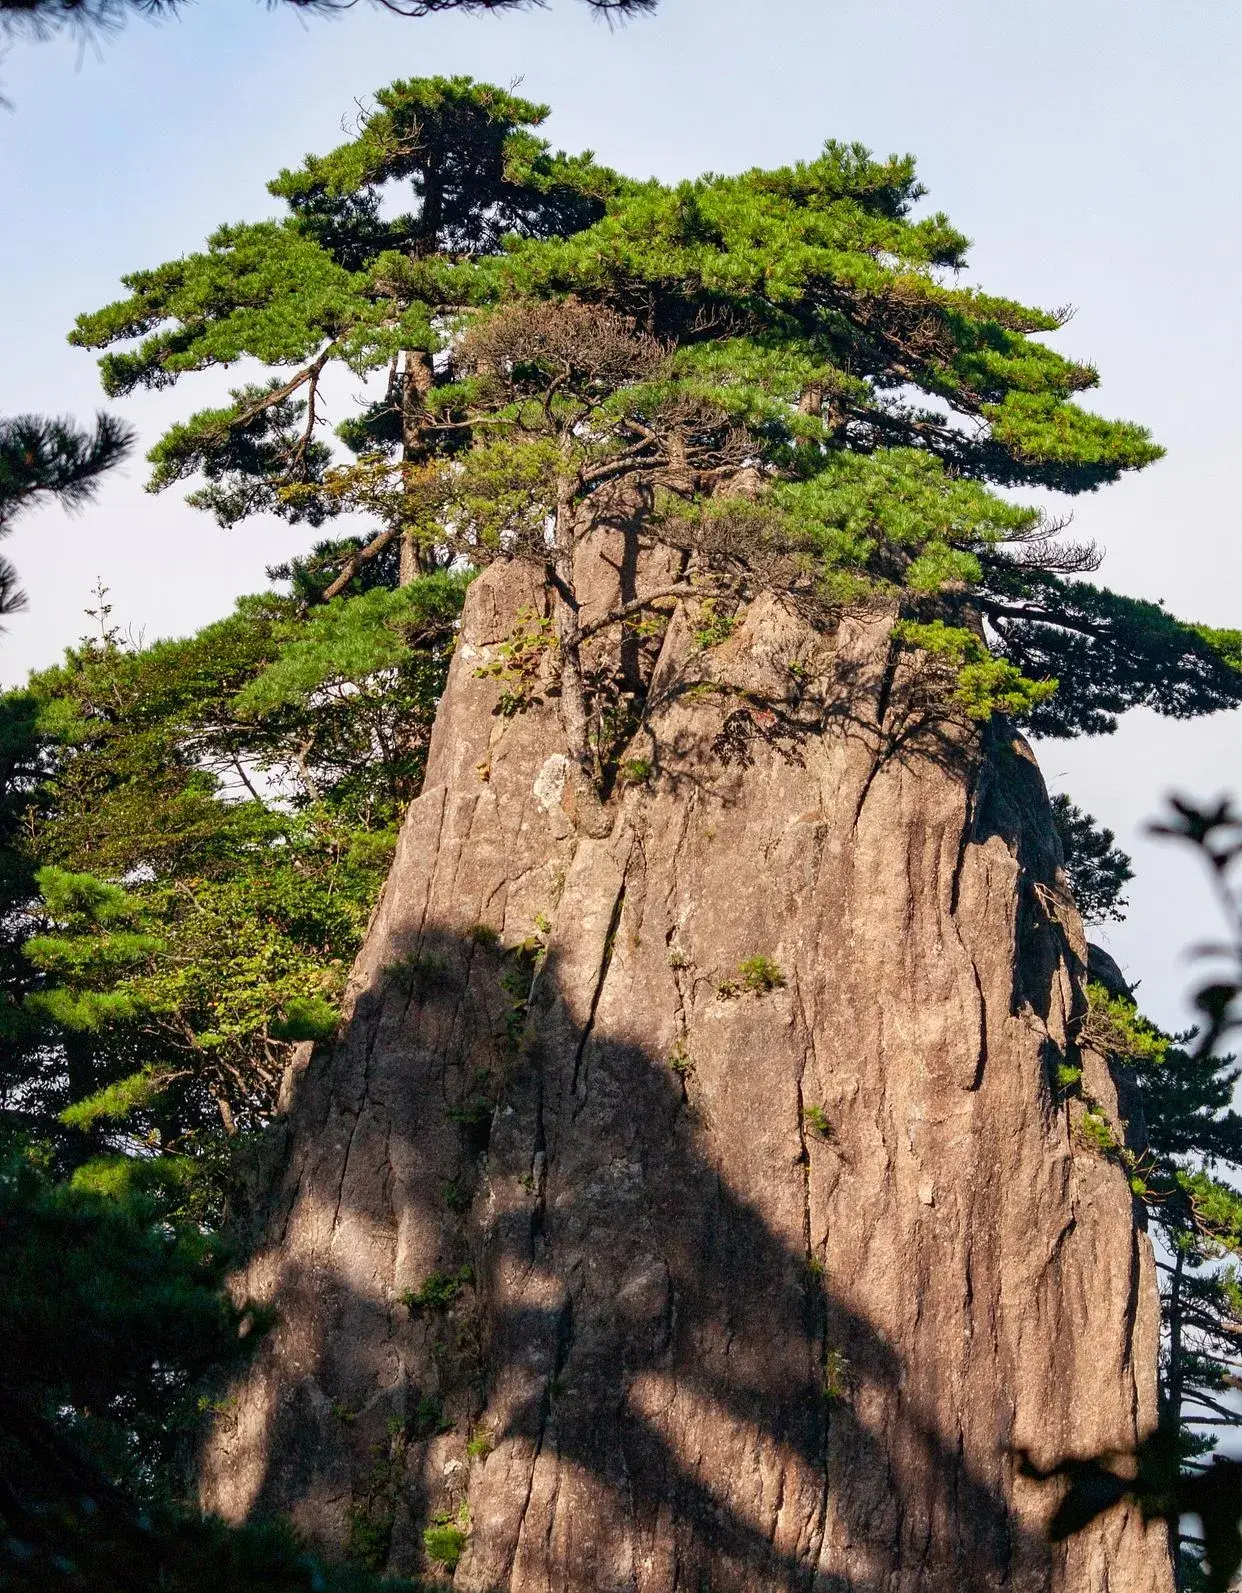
[202,522,1173,1593]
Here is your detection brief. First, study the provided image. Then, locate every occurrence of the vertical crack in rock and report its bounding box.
[570,876,627,1104]
[968,960,990,1092]
[851,633,901,830]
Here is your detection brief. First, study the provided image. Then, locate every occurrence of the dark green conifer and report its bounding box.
[1051,794,1133,923]
[0,574,462,1588]
[0,567,464,1153]
[1055,798,1242,1591]
[0,1147,414,1591]
[0,413,133,617]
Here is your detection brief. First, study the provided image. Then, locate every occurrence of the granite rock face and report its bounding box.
[202,525,1173,1593]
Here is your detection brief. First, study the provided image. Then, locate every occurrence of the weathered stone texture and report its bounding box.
[202,528,1172,1593]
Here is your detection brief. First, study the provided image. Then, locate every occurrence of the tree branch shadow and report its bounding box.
[209,922,1102,1593]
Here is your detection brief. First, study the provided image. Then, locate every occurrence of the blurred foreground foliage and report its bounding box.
[0,562,464,1587]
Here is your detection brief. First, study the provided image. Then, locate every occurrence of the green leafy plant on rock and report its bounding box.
[738,955,785,994]
[693,598,737,650]
[345,1418,417,1572]
[423,1508,469,1573]
[803,1103,832,1137]
[474,609,557,718]
[1074,1103,1120,1157]
[667,1040,694,1078]
[387,950,452,998]
[400,1265,473,1314]
[824,1348,850,1403]
[618,756,652,785]
[1053,1059,1083,1093]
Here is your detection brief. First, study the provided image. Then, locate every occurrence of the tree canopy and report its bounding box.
[72,77,1242,791]
[0,563,462,1587]
[63,69,1242,1178]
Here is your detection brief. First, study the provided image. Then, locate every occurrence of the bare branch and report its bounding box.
[227,347,335,435]
[570,582,726,645]
[320,524,402,602]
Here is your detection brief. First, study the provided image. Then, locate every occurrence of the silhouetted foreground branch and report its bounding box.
[0,0,654,41]
[1032,795,1242,1593]
[1022,1433,1242,1593]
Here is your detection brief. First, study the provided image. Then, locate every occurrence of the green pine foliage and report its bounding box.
[0,567,461,1582]
[1050,794,1133,924]
[0,566,462,1165]
[1077,923,1242,1590]
[74,78,1242,742]
[70,78,622,589]
[0,1157,419,1593]
[0,1139,424,1590]
[0,413,133,618]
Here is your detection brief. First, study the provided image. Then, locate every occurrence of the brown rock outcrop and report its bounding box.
[202,523,1173,1593]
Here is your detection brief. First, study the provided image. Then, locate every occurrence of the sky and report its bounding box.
[1,0,1240,1027]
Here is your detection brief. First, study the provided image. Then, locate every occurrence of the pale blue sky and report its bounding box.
[2,0,1240,1024]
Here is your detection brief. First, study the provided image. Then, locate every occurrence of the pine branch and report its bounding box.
[0,412,134,617]
[979,597,1110,639]
[1182,1391,1242,1423]
[319,524,402,602]
[0,0,655,37]
[0,412,134,531]
[570,582,725,645]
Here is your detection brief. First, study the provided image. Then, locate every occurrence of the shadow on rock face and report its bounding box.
[204,902,1167,1593]
[200,552,1172,1593]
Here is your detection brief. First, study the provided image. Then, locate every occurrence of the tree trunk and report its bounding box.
[1166,1246,1186,1588]
[399,349,434,586]
[202,505,1173,1593]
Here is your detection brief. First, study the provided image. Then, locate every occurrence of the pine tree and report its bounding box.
[0,566,464,1156]
[0,571,461,1588]
[0,1144,419,1591]
[74,86,1242,815]
[1037,798,1242,1592]
[72,78,621,593]
[445,147,1242,758]
[0,412,133,617]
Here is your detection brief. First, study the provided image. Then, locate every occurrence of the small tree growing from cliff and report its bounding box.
[1038,799,1242,1591]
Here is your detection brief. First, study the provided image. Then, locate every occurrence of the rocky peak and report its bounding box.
[202,525,1172,1593]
